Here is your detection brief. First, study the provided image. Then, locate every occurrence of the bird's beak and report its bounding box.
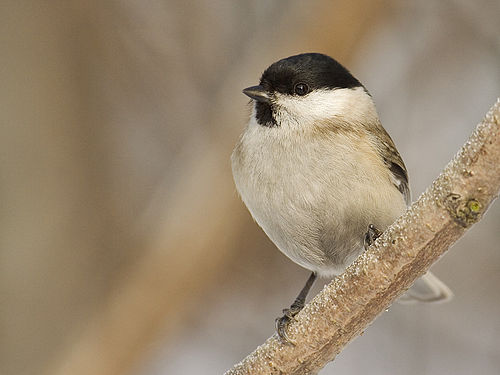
[242,85,271,103]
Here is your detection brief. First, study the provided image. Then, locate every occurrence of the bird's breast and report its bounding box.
[231,125,406,276]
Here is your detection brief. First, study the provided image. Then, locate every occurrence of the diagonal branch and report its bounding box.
[225,99,500,375]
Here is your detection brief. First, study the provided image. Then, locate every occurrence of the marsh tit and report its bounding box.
[231,53,452,341]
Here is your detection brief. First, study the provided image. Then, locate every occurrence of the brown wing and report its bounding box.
[373,125,411,205]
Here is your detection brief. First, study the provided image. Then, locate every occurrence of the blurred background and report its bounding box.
[1,1,499,375]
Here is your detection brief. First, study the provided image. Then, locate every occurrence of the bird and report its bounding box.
[231,53,452,342]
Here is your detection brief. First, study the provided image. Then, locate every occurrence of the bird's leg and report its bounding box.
[364,224,382,250]
[276,271,317,343]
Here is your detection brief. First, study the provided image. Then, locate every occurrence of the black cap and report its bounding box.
[259,53,363,95]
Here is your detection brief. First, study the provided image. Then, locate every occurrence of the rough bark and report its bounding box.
[225,98,500,375]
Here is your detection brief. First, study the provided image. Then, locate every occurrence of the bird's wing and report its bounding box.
[372,125,411,205]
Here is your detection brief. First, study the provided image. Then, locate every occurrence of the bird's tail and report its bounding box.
[398,271,453,304]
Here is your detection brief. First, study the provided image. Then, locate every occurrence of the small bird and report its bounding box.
[231,53,452,341]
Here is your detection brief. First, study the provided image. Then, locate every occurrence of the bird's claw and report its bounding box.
[364,224,382,250]
[275,306,302,344]
[275,314,294,344]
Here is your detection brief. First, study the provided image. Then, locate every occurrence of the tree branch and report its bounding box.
[225,98,500,375]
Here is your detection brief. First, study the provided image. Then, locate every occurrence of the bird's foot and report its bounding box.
[364,224,382,250]
[275,302,304,344]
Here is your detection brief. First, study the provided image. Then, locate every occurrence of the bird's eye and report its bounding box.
[294,83,309,96]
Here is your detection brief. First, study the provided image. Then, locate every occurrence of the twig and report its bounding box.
[225,98,500,375]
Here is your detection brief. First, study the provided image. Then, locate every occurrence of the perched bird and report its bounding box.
[231,53,452,341]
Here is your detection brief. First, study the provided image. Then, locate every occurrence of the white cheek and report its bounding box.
[274,87,379,128]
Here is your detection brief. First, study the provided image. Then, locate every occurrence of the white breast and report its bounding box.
[231,91,406,277]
